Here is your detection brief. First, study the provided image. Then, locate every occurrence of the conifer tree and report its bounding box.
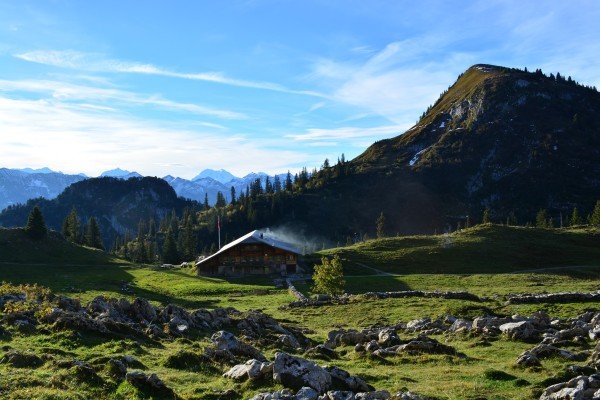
[376,212,386,238]
[590,200,600,227]
[148,218,156,237]
[230,186,236,205]
[162,228,180,264]
[135,240,147,263]
[203,193,210,210]
[570,207,583,226]
[215,192,227,208]
[482,207,491,224]
[25,206,47,240]
[536,209,549,228]
[62,207,80,243]
[85,217,104,249]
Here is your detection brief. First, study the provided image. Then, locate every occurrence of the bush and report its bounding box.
[312,255,345,295]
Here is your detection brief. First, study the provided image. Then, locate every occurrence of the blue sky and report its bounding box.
[0,0,599,178]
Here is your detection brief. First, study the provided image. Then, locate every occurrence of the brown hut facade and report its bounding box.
[196,230,301,276]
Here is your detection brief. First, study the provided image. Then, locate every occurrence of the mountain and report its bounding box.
[0,168,86,212]
[17,167,57,174]
[192,168,236,183]
[0,177,197,247]
[162,175,228,204]
[352,64,600,222]
[100,168,142,179]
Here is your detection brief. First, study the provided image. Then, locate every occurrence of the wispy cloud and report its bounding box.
[287,125,403,142]
[0,78,247,120]
[309,38,474,126]
[15,50,327,98]
[0,94,308,177]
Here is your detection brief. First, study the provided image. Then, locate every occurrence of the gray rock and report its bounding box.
[273,352,332,393]
[210,330,265,361]
[223,359,273,381]
[499,321,536,340]
[297,387,319,400]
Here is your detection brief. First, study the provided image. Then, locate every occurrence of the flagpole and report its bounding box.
[218,215,221,249]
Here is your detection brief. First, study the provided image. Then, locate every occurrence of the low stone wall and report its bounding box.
[506,291,600,304]
[286,279,308,302]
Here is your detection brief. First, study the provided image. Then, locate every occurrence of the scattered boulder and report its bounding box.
[0,350,44,368]
[516,344,577,367]
[539,374,600,399]
[273,352,332,393]
[499,321,536,341]
[210,330,266,361]
[106,358,127,380]
[326,365,372,392]
[126,371,176,398]
[305,344,338,360]
[223,359,273,381]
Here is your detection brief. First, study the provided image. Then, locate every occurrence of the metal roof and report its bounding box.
[196,230,302,266]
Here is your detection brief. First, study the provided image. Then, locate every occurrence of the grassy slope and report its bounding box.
[1,224,600,399]
[316,224,600,274]
[0,227,126,265]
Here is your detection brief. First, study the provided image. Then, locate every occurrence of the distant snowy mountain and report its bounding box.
[0,166,292,211]
[192,168,236,183]
[100,168,142,179]
[162,175,228,204]
[0,168,85,212]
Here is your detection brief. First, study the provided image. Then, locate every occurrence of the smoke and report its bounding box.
[259,224,336,254]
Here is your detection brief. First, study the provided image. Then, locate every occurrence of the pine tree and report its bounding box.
[203,193,209,210]
[376,212,386,238]
[590,200,600,227]
[285,172,293,192]
[570,207,583,226]
[215,192,227,208]
[312,255,345,295]
[162,228,180,264]
[482,208,491,224]
[62,207,80,243]
[135,240,148,263]
[536,209,549,228]
[230,186,236,205]
[25,206,47,240]
[85,217,104,249]
[148,218,157,237]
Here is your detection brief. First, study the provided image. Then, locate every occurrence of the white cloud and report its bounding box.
[310,39,473,125]
[286,125,403,142]
[15,50,327,98]
[0,78,246,120]
[0,95,309,178]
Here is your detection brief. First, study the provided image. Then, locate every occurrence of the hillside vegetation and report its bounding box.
[317,224,600,274]
[0,227,126,265]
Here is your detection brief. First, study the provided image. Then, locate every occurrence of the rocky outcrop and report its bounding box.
[223,359,273,381]
[539,374,600,399]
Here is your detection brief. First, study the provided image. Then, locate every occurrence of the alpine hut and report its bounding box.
[196,230,302,276]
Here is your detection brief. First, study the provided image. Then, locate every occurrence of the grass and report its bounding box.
[0,227,126,265]
[1,224,599,399]
[316,224,600,274]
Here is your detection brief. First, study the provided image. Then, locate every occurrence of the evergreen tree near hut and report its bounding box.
[25,206,47,240]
